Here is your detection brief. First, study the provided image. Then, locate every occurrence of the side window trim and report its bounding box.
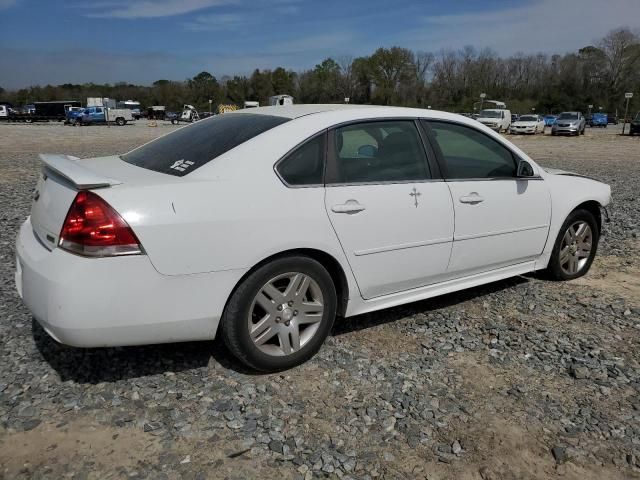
[325,118,434,186]
[273,129,328,188]
[421,119,521,181]
[415,119,443,180]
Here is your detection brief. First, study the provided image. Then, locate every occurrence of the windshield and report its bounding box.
[518,115,537,121]
[122,113,290,177]
[479,110,502,118]
[558,113,578,120]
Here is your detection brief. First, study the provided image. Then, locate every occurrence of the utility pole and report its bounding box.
[480,92,486,113]
[622,93,633,135]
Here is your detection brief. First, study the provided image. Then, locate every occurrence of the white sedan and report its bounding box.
[509,114,546,134]
[15,105,611,371]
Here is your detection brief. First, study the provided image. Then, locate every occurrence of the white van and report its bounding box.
[477,108,512,132]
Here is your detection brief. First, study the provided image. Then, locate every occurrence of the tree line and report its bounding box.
[1,28,639,115]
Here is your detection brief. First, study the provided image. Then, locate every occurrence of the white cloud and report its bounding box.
[183,13,247,31]
[0,0,18,10]
[403,0,640,55]
[83,0,238,19]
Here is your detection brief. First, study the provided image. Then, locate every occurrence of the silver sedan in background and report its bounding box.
[552,112,586,136]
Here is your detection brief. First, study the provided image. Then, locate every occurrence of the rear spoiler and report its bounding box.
[39,154,122,189]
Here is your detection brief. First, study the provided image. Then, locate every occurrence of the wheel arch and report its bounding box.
[572,200,602,234]
[221,248,350,325]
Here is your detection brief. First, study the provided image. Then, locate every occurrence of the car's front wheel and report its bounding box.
[547,209,599,280]
[221,256,337,371]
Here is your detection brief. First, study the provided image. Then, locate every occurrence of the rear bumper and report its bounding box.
[15,217,245,347]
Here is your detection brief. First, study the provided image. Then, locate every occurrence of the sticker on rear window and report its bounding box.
[169,159,195,172]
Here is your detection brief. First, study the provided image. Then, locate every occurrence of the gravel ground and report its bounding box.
[0,121,639,480]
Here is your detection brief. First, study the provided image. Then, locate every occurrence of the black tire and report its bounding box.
[547,209,599,281]
[171,118,177,125]
[221,256,337,372]
[115,117,126,126]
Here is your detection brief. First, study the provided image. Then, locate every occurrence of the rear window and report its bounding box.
[122,113,290,176]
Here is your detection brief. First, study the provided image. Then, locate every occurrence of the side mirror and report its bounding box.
[517,160,535,177]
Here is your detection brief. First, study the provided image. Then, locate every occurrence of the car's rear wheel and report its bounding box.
[221,256,337,372]
[547,209,599,280]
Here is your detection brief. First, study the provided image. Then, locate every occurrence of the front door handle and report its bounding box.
[459,193,485,204]
[331,200,366,214]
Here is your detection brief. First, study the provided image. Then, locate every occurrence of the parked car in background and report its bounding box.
[147,106,166,120]
[117,100,142,120]
[165,111,178,122]
[607,114,618,125]
[79,106,133,126]
[630,112,640,135]
[15,105,611,371]
[64,106,86,125]
[589,113,608,128]
[476,108,512,132]
[544,115,558,126]
[552,112,586,136]
[511,114,519,123]
[509,114,545,134]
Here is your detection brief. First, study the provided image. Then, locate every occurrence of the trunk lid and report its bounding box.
[30,154,168,250]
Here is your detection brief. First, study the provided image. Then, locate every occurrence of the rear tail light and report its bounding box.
[59,191,143,257]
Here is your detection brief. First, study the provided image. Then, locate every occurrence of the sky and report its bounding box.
[1,0,639,89]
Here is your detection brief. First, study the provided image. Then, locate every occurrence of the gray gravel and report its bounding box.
[0,122,639,479]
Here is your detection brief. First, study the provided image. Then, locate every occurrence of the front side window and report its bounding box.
[426,121,516,179]
[276,133,325,186]
[122,113,290,177]
[329,121,430,184]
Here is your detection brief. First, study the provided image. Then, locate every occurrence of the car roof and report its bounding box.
[233,104,379,119]
[231,104,478,124]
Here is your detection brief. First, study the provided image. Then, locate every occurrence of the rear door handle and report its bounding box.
[459,193,485,204]
[331,200,366,214]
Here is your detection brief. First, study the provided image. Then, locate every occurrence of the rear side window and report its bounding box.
[329,121,430,184]
[122,113,290,176]
[276,133,325,186]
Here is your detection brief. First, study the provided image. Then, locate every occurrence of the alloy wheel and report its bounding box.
[247,272,324,356]
[559,221,593,275]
